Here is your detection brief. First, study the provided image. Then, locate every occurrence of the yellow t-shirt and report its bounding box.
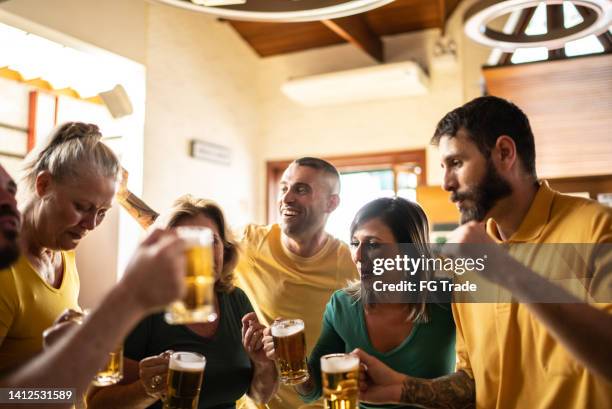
[453,182,612,409]
[0,251,80,372]
[235,224,358,409]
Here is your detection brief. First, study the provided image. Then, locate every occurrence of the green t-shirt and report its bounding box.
[302,290,456,409]
[124,288,254,409]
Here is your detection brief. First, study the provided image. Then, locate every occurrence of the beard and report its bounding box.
[452,159,513,225]
[0,229,20,269]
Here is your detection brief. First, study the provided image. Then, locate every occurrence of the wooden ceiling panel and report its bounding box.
[365,0,441,36]
[228,20,344,57]
[227,0,460,58]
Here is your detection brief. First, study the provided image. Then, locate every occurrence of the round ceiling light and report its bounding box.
[464,0,612,51]
[149,0,395,22]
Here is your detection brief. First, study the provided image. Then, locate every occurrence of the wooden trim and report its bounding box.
[547,175,612,200]
[27,91,38,153]
[265,149,427,223]
[54,95,59,125]
[322,15,383,62]
[437,0,446,35]
[0,151,26,160]
[0,122,28,133]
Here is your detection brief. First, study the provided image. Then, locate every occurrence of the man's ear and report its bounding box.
[35,171,53,198]
[495,135,518,171]
[327,194,340,213]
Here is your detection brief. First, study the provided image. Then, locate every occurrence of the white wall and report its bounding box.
[0,0,146,64]
[143,3,262,227]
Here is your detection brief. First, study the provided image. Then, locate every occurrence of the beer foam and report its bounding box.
[169,353,206,372]
[321,355,359,374]
[271,320,304,337]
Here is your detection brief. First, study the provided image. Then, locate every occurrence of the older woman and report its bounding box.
[0,122,120,372]
[264,197,456,408]
[87,195,278,409]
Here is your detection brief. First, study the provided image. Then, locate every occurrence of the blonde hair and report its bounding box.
[22,122,120,195]
[162,195,238,293]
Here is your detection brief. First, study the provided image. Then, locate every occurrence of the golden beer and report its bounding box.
[272,319,309,385]
[164,352,206,409]
[165,227,217,324]
[321,354,359,409]
[93,344,124,386]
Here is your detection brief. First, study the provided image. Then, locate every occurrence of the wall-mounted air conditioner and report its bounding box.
[281,61,429,107]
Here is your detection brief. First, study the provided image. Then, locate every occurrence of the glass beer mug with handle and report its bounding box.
[49,309,124,387]
[165,226,217,324]
[164,352,206,409]
[271,318,309,385]
[93,344,124,386]
[321,354,360,409]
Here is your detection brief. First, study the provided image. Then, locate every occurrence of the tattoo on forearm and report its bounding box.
[118,192,159,229]
[400,370,475,409]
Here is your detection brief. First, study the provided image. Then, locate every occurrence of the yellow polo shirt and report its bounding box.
[235,223,358,409]
[0,252,80,372]
[452,183,612,408]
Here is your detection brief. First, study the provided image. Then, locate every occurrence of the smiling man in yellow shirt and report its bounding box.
[354,96,611,409]
[235,157,358,409]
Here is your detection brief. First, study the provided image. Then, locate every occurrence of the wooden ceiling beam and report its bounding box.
[498,6,537,65]
[547,4,566,59]
[438,0,446,35]
[322,15,384,62]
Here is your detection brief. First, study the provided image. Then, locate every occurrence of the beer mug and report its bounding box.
[321,354,359,409]
[271,318,309,385]
[164,352,206,409]
[165,226,217,324]
[93,344,124,386]
[62,310,124,387]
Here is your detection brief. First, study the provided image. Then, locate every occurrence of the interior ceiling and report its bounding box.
[226,0,462,62]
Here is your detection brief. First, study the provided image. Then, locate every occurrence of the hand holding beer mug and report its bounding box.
[165,226,217,324]
[321,354,359,409]
[43,309,124,386]
[164,352,206,409]
[140,350,173,399]
[270,318,309,385]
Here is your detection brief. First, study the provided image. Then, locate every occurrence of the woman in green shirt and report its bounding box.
[264,196,456,408]
[87,196,278,409]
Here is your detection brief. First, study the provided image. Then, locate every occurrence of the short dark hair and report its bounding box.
[431,96,536,177]
[293,157,340,191]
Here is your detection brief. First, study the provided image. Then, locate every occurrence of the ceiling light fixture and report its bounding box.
[148,0,395,22]
[464,0,612,52]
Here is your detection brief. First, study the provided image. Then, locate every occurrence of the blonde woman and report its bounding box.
[87,196,278,409]
[0,122,120,372]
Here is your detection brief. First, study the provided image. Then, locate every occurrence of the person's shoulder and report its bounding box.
[552,192,612,239]
[0,255,26,286]
[427,303,454,321]
[553,191,611,215]
[227,286,249,303]
[240,223,277,246]
[0,259,19,298]
[329,289,360,313]
[328,238,359,279]
[225,287,254,313]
